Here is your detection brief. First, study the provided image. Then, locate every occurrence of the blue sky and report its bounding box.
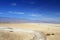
[0,0,60,23]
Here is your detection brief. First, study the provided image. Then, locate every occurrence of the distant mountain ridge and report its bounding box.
[0,17,60,24]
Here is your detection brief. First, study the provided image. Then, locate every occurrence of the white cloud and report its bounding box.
[8,11,13,13]
[8,11,24,14]
[16,12,24,14]
[11,3,16,6]
[30,14,37,16]
[29,14,42,16]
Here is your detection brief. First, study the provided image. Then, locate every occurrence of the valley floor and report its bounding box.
[0,23,60,40]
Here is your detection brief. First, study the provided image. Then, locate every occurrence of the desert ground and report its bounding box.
[0,23,60,40]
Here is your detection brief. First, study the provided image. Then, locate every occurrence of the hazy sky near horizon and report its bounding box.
[0,0,60,23]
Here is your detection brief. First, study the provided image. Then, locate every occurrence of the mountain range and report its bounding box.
[0,17,60,24]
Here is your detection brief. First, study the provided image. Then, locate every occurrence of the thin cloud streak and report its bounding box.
[8,11,24,14]
[29,14,42,16]
[29,2,35,4]
[11,3,16,6]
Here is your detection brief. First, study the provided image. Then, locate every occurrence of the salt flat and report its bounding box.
[0,23,60,40]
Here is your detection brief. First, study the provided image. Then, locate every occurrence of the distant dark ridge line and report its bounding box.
[0,22,60,24]
[0,17,60,24]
